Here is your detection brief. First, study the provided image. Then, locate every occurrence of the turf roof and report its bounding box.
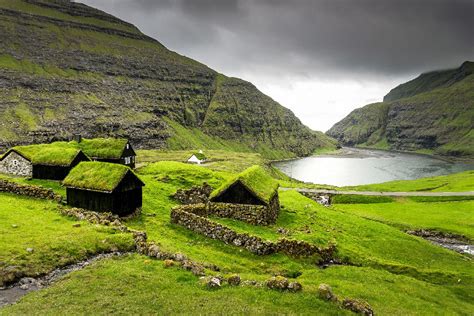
[76,138,130,159]
[63,161,143,192]
[192,152,207,160]
[210,165,279,204]
[10,143,85,166]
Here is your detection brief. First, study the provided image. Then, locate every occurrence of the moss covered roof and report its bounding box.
[3,138,132,165]
[62,161,143,192]
[10,143,85,166]
[75,138,130,159]
[210,165,278,204]
[192,152,207,160]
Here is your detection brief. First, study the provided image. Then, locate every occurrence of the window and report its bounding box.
[125,157,131,164]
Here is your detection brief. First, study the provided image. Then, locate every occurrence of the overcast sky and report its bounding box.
[80,0,474,132]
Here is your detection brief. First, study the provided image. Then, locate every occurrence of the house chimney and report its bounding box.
[73,134,82,143]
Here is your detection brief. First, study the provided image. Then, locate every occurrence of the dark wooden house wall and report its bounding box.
[32,152,90,180]
[210,181,267,206]
[33,165,71,180]
[66,187,142,216]
[92,143,136,168]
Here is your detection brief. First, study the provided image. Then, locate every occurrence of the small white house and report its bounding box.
[187,151,207,165]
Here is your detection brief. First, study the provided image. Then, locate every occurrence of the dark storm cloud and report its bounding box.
[81,0,474,77]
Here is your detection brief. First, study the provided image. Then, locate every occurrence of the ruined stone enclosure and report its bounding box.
[208,165,281,225]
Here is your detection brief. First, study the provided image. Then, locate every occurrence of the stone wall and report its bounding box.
[171,206,336,260]
[0,151,32,177]
[173,183,212,204]
[171,207,276,255]
[0,179,62,201]
[175,202,277,226]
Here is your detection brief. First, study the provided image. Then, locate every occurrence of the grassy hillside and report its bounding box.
[0,194,133,283]
[327,62,474,157]
[346,170,474,192]
[1,154,473,314]
[0,0,336,158]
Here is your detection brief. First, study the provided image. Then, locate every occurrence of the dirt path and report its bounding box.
[281,188,474,197]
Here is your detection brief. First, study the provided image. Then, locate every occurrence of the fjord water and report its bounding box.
[273,148,474,186]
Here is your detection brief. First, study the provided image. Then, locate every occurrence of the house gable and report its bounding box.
[210,180,267,206]
[0,150,33,177]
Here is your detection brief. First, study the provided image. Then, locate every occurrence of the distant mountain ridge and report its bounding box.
[327,61,474,157]
[0,0,336,158]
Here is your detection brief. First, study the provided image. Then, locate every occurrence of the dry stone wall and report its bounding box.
[0,152,33,177]
[171,205,336,260]
[0,179,62,201]
[174,202,277,226]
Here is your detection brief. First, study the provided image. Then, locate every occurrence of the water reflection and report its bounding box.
[273,148,474,186]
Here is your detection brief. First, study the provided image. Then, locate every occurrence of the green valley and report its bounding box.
[1,150,473,314]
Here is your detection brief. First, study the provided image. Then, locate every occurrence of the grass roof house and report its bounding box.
[63,162,144,216]
[0,144,89,180]
[209,165,280,224]
[75,138,136,169]
[187,151,207,165]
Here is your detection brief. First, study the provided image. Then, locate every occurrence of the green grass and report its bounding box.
[346,170,474,192]
[0,54,89,79]
[331,195,394,204]
[328,64,474,157]
[0,193,134,285]
[333,199,474,240]
[0,174,66,197]
[63,162,141,192]
[164,118,295,160]
[6,138,129,165]
[0,0,139,34]
[210,165,279,204]
[76,138,129,159]
[136,149,267,174]
[3,254,349,315]
[2,158,473,314]
[11,145,83,166]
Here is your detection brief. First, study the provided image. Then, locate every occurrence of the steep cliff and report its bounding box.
[327,61,474,157]
[0,0,335,158]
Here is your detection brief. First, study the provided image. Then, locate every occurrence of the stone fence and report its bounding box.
[0,179,62,202]
[175,202,276,226]
[171,205,336,260]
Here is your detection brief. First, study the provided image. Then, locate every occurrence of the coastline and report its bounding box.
[271,147,474,164]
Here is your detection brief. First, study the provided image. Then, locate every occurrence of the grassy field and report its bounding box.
[0,194,134,285]
[332,198,474,240]
[1,155,473,314]
[0,174,66,196]
[345,170,474,192]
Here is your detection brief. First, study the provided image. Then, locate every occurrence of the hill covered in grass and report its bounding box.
[327,61,474,157]
[0,0,336,159]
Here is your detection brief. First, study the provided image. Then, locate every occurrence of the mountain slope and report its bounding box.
[0,0,335,158]
[327,61,474,157]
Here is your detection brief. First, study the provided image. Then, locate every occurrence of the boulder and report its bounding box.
[207,276,222,289]
[147,244,161,258]
[288,281,303,292]
[266,276,289,291]
[342,298,374,316]
[318,283,337,301]
[227,274,241,286]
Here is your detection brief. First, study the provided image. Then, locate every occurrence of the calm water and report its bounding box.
[273,148,474,186]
